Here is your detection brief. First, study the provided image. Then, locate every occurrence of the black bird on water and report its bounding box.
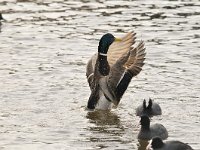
[146,137,193,150]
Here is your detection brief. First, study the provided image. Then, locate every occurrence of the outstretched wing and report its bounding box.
[107,31,136,67]
[125,41,146,76]
[125,41,145,68]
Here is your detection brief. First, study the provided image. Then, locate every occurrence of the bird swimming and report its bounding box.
[138,115,168,140]
[86,31,146,110]
[136,98,162,117]
[146,136,193,150]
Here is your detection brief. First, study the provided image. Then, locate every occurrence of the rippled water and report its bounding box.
[0,0,200,149]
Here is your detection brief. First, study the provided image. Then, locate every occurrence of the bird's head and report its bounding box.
[142,99,153,117]
[151,137,164,149]
[98,33,121,54]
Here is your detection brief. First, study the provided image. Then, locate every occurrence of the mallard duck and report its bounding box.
[136,98,162,117]
[138,115,168,140]
[146,137,193,150]
[86,31,146,110]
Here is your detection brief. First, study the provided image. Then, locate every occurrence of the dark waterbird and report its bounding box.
[146,136,193,150]
[138,115,168,140]
[136,98,162,117]
[86,31,146,110]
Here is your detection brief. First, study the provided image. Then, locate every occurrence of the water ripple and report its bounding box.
[0,0,200,149]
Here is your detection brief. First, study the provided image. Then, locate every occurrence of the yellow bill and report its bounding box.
[115,37,122,42]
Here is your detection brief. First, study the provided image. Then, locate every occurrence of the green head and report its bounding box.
[97,33,121,76]
[98,33,121,54]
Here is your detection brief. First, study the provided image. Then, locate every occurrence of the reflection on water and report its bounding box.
[87,110,122,126]
[86,111,125,147]
[0,0,200,149]
[86,111,150,150]
[137,139,149,150]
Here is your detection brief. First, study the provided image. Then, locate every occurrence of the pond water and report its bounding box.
[0,0,200,149]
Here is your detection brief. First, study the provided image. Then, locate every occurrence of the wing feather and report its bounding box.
[107,31,137,66]
[125,40,146,76]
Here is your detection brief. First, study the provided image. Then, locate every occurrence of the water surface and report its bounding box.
[0,0,200,149]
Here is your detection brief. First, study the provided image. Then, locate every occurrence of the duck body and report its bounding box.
[95,91,113,110]
[147,137,193,150]
[136,99,162,117]
[138,115,168,140]
[86,54,115,110]
[86,32,146,110]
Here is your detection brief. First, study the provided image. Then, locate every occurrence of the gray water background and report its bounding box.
[0,0,200,149]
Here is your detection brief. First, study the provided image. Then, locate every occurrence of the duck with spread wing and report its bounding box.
[86,31,146,110]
